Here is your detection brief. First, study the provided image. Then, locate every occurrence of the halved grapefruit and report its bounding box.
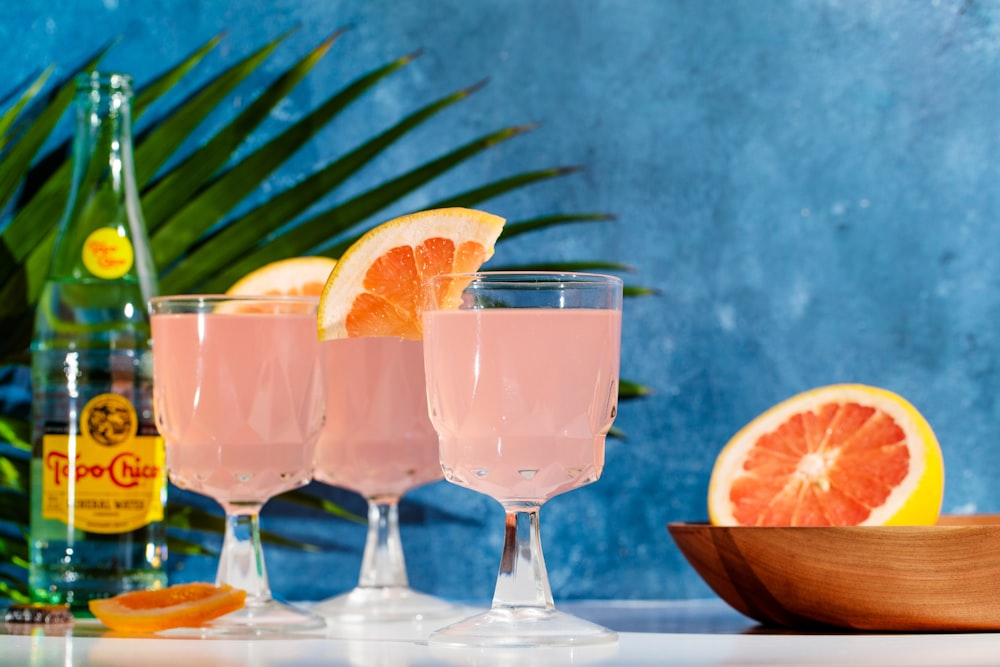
[708,384,944,527]
[226,256,337,296]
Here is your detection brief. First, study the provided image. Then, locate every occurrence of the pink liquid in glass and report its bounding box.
[423,308,621,504]
[314,337,441,502]
[151,311,323,507]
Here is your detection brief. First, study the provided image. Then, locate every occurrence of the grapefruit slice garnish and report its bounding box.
[87,583,247,633]
[708,384,944,527]
[317,207,505,340]
[226,256,337,296]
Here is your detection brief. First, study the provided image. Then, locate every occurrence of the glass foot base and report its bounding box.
[428,606,619,648]
[199,598,325,635]
[313,586,458,623]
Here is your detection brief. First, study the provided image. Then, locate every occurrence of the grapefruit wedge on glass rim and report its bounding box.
[708,384,945,527]
[317,207,505,341]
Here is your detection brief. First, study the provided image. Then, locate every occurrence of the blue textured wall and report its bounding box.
[6,0,1000,602]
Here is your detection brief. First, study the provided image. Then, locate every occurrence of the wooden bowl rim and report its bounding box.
[668,513,1000,532]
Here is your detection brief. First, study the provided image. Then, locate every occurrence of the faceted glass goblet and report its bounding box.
[421,272,623,647]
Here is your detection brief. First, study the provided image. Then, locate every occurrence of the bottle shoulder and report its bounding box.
[32,278,152,349]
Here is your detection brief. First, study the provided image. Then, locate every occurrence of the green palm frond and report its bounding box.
[146,31,358,258]
[166,505,324,553]
[0,44,113,285]
[205,123,539,290]
[277,489,366,525]
[0,417,29,452]
[0,27,653,603]
[161,55,463,293]
[131,33,224,122]
[0,579,30,604]
[0,66,54,153]
[0,535,29,568]
[134,30,293,191]
[0,490,27,525]
[0,456,26,495]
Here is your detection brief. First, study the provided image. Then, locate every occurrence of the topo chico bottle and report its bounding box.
[29,71,167,607]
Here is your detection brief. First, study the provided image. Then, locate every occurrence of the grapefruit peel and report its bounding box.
[87,583,247,633]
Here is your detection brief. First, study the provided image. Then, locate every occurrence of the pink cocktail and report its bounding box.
[422,272,623,648]
[312,336,454,623]
[426,308,620,504]
[154,312,319,504]
[150,295,325,633]
[315,337,440,501]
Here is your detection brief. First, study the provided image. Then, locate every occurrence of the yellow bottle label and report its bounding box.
[41,393,165,534]
[82,227,134,279]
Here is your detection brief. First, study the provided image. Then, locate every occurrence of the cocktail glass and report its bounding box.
[421,272,623,647]
[148,295,326,633]
[311,336,457,623]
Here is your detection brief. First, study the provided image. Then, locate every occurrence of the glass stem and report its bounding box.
[216,505,271,603]
[358,499,409,588]
[492,506,554,611]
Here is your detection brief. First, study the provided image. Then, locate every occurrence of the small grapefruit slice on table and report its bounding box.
[317,207,505,341]
[708,384,944,527]
[88,583,247,633]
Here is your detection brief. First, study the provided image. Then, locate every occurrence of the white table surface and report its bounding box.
[5,599,1000,666]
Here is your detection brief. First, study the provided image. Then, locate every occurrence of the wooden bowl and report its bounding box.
[668,515,1000,632]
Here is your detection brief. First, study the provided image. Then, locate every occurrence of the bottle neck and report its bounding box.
[48,74,158,301]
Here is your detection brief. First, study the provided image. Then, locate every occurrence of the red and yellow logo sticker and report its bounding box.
[41,394,165,534]
[82,227,134,279]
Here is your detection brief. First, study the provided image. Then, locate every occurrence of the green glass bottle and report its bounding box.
[29,72,167,608]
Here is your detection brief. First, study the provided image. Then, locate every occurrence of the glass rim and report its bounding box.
[427,270,623,287]
[76,70,134,92]
[148,294,320,311]
[149,294,319,302]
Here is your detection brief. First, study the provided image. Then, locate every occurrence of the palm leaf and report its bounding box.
[619,379,655,400]
[0,247,48,364]
[0,66,54,153]
[0,27,649,605]
[159,51,436,293]
[497,213,616,240]
[0,578,30,603]
[148,37,405,270]
[276,489,365,525]
[0,33,300,359]
[489,260,634,272]
[165,505,323,552]
[165,535,216,558]
[0,79,76,274]
[131,32,225,122]
[140,31,342,232]
[624,285,658,297]
[136,29,296,193]
[0,419,27,497]
[0,49,119,366]
[0,417,29,451]
[160,76,486,293]
[197,123,536,292]
[0,454,27,494]
[0,490,27,525]
[0,535,29,567]
[0,44,113,284]
[429,167,585,209]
